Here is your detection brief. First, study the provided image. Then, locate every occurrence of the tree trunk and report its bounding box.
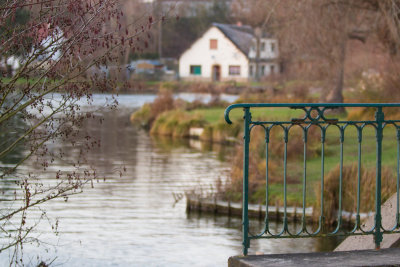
[328,38,346,103]
[158,20,162,59]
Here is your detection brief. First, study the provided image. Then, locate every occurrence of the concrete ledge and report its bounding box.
[335,194,400,251]
[228,248,400,267]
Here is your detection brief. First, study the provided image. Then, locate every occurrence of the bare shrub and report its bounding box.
[0,0,166,263]
[130,90,174,128]
[150,90,175,120]
[314,164,396,224]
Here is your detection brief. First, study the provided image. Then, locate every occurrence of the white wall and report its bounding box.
[249,62,280,78]
[179,26,249,81]
[248,38,279,59]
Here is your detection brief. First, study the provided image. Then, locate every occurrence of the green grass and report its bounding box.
[189,106,304,124]
[187,108,398,173]
[148,103,399,207]
[210,106,400,207]
[189,107,224,123]
[306,126,398,181]
[285,125,397,205]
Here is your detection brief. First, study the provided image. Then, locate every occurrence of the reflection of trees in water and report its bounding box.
[151,134,236,162]
[151,135,191,151]
[60,110,140,180]
[34,109,235,194]
[0,111,27,166]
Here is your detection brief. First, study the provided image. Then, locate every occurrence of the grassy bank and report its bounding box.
[130,90,244,143]
[223,109,398,223]
[130,90,399,222]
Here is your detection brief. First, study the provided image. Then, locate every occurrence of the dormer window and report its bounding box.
[210,39,218,50]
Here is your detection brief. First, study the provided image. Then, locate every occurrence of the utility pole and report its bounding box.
[153,0,162,59]
[158,19,162,59]
[255,27,261,82]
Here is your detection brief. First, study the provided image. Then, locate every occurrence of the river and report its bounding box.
[0,93,339,266]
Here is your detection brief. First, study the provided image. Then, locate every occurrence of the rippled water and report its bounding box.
[0,94,339,266]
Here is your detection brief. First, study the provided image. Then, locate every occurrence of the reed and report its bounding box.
[314,163,396,223]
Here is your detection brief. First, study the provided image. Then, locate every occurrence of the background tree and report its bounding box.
[0,0,30,77]
[268,0,377,103]
[0,0,161,264]
[157,0,231,58]
[228,0,400,103]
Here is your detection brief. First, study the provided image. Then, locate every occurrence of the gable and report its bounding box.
[179,26,249,61]
[212,23,254,56]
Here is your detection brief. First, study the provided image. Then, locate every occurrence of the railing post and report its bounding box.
[242,107,251,256]
[375,107,384,249]
[223,103,400,251]
[320,127,326,233]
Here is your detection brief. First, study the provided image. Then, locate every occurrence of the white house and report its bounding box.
[179,23,279,82]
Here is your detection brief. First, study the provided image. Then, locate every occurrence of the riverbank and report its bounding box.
[186,194,314,222]
[129,90,244,142]
[130,90,399,224]
[185,195,370,224]
[129,90,303,143]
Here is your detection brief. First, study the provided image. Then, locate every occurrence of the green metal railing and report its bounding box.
[224,103,400,256]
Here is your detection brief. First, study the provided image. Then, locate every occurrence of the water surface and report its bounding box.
[0,94,339,266]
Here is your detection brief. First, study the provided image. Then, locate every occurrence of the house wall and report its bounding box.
[248,62,280,78]
[248,38,279,60]
[247,38,280,80]
[179,26,249,82]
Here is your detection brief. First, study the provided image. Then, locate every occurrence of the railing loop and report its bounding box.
[225,103,400,256]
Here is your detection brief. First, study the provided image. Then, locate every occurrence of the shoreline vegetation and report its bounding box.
[131,82,399,223]
[185,194,372,226]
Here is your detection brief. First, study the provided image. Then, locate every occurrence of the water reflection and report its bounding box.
[151,135,235,163]
[0,112,27,166]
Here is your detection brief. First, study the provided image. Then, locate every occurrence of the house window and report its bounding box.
[229,65,241,76]
[270,65,275,74]
[261,42,265,51]
[190,65,202,75]
[210,39,218,49]
[271,43,275,53]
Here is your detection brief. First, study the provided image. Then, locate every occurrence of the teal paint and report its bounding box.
[225,103,400,256]
[242,108,251,256]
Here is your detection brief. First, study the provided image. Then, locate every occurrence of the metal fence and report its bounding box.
[224,103,400,256]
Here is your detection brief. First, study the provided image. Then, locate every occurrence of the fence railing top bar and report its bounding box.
[224,103,400,124]
[224,102,400,255]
